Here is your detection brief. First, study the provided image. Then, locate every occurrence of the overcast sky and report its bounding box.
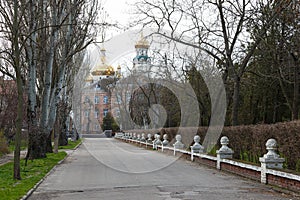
[103,0,131,28]
[87,0,141,73]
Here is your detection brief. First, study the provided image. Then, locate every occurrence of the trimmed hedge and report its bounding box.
[126,120,300,171]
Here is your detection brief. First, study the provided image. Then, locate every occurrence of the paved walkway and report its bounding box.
[28,138,298,200]
[0,150,27,166]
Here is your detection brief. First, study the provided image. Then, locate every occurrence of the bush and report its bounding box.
[0,130,9,156]
[220,121,300,171]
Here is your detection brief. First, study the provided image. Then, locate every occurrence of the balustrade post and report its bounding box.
[216,136,233,170]
[259,139,285,184]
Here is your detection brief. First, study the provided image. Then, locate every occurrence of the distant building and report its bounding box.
[133,32,151,70]
[80,48,121,134]
[80,33,151,133]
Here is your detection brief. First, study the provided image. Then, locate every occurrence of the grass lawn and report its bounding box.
[58,138,82,150]
[0,152,67,200]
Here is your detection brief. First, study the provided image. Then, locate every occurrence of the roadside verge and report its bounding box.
[0,139,82,200]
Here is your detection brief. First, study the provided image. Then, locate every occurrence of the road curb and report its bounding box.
[20,141,82,200]
[73,139,83,150]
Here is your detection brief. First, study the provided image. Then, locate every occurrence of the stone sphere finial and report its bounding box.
[264,138,279,159]
[147,133,152,142]
[163,134,168,140]
[191,135,204,154]
[217,136,233,158]
[155,134,160,140]
[175,134,182,142]
[220,136,229,146]
[140,133,146,142]
[266,138,277,150]
[173,134,184,149]
[194,135,200,143]
[162,134,169,146]
[155,133,162,145]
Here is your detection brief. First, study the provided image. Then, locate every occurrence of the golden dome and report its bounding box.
[105,66,115,75]
[85,74,93,82]
[91,64,107,76]
[91,65,115,76]
[135,32,149,48]
[91,47,115,76]
[91,63,115,76]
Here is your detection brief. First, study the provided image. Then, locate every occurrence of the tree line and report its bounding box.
[0,0,105,179]
[129,0,300,126]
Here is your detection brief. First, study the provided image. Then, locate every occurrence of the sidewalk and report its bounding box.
[0,150,27,166]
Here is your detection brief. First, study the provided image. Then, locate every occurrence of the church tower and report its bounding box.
[133,33,151,70]
[90,48,115,80]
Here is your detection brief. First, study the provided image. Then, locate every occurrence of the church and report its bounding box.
[80,33,151,134]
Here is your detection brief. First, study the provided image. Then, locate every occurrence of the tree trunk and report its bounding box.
[292,57,299,120]
[13,0,21,180]
[40,31,56,129]
[232,75,241,126]
[28,129,47,159]
[59,117,68,146]
[26,0,38,161]
[37,1,59,158]
[46,133,53,153]
[53,128,59,154]
[14,78,22,180]
[46,10,72,145]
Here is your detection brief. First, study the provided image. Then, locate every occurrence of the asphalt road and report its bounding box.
[28,138,297,200]
[81,133,108,138]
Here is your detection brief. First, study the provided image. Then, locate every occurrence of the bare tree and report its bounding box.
[0,0,25,180]
[1,0,103,160]
[132,0,293,125]
[26,0,101,159]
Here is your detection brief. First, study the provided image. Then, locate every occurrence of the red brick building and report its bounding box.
[80,48,121,134]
